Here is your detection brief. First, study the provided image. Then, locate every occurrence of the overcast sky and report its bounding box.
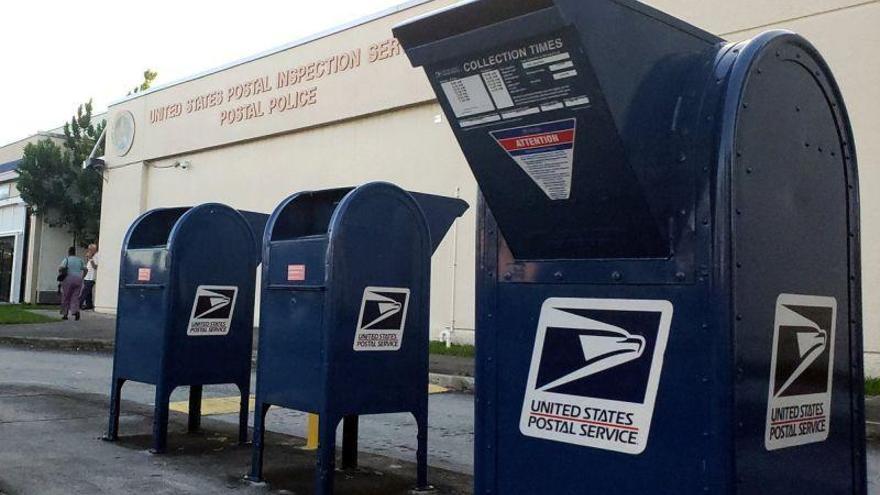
[0,0,403,145]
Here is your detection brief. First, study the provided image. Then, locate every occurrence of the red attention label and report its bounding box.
[496,129,574,152]
[287,264,306,281]
[137,268,152,282]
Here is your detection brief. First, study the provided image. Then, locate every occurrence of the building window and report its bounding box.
[0,184,10,201]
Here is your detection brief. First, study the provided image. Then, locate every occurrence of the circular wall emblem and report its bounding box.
[111,111,136,157]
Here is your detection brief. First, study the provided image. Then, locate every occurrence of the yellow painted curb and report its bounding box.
[169,384,449,417]
[169,396,255,415]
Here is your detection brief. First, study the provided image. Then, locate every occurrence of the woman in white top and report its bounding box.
[81,244,98,311]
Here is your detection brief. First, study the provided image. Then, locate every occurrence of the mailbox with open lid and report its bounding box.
[105,203,265,453]
[247,182,467,494]
[396,0,865,493]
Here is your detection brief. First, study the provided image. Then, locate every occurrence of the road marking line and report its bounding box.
[169,396,255,415]
[429,384,449,394]
[169,385,450,416]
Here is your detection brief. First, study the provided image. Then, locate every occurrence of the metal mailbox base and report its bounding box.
[248,404,430,495]
[104,376,250,453]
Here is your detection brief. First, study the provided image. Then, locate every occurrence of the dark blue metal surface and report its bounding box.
[721,32,865,494]
[396,1,864,493]
[238,210,270,263]
[105,203,264,453]
[248,182,467,494]
[0,159,21,174]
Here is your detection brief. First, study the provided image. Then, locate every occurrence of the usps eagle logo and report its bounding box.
[520,298,673,455]
[187,286,238,336]
[536,321,646,393]
[772,302,832,398]
[353,287,410,351]
[765,294,836,450]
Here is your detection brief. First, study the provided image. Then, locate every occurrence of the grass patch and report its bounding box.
[19,303,58,311]
[0,305,57,324]
[429,341,475,358]
[866,377,880,397]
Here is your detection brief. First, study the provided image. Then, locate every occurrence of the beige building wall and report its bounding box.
[0,133,66,165]
[0,138,38,165]
[25,216,77,302]
[100,1,880,360]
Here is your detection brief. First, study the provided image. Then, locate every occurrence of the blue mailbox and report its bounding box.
[396,0,865,493]
[247,182,467,494]
[105,203,266,453]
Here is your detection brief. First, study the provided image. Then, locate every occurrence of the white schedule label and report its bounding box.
[440,75,496,118]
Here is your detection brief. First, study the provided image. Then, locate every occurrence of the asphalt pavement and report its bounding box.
[0,346,473,494]
[0,346,474,471]
[0,382,471,495]
[2,332,880,493]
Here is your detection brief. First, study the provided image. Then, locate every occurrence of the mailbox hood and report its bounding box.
[125,206,268,264]
[395,0,724,260]
[407,191,469,253]
[266,185,467,256]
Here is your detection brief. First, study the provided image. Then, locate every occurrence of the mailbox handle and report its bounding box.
[122,283,165,289]
[265,284,325,292]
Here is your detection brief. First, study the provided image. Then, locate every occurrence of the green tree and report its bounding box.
[17,70,157,246]
[15,140,68,222]
[130,69,158,96]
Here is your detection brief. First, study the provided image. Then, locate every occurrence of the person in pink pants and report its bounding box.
[58,246,86,321]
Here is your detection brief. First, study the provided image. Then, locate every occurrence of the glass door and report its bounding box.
[0,236,15,302]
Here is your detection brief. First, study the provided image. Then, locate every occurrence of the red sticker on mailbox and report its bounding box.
[137,268,152,282]
[287,264,306,281]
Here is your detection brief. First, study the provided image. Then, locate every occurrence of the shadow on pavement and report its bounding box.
[0,383,471,495]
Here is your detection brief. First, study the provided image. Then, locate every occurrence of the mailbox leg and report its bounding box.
[188,385,203,433]
[151,384,172,454]
[341,415,359,470]
[316,415,338,495]
[415,410,430,491]
[104,377,125,441]
[247,401,270,482]
[237,382,250,445]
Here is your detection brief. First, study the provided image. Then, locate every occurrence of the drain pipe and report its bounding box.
[444,187,461,348]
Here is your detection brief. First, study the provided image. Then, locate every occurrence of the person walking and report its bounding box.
[81,244,99,310]
[58,246,86,321]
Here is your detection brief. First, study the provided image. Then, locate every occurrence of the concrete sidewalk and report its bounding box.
[0,382,471,495]
[0,310,476,390]
[0,310,115,352]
